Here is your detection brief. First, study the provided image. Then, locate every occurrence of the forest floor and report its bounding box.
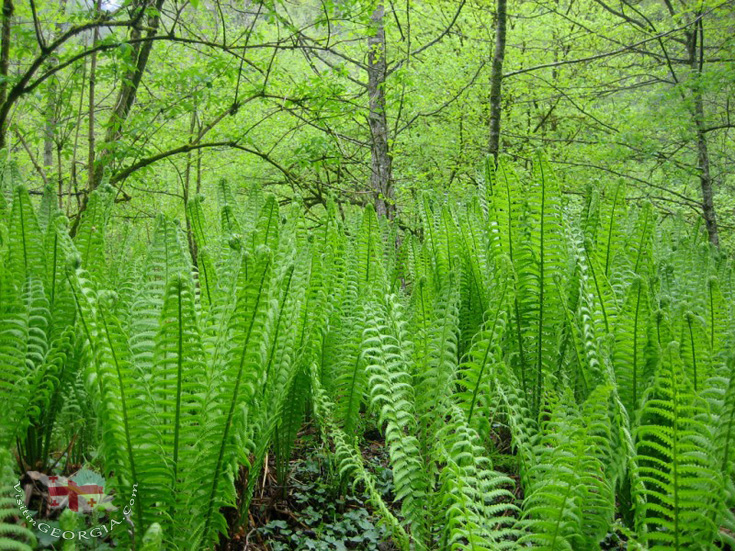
[231,425,399,551]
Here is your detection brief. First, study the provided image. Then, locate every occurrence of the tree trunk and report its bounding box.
[367,2,395,219]
[0,0,13,148]
[43,76,56,172]
[184,107,198,265]
[56,143,62,202]
[71,0,164,233]
[688,18,719,247]
[89,0,164,190]
[694,105,718,247]
[488,0,507,162]
[87,0,101,189]
[43,6,67,185]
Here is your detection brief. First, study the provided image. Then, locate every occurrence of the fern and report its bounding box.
[486,156,535,398]
[595,181,627,278]
[525,152,569,414]
[73,183,114,286]
[309,362,410,550]
[0,449,35,551]
[153,273,207,504]
[67,267,152,533]
[362,295,430,547]
[7,186,45,284]
[186,195,218,310]
[455,263,510,436]
[413,273,461,455]
[242,264,304,512]
[2,156,734,551]
[518,389,616,550]
[330,264,369,436]
[435,406,518,550]
[0,266,29,447]
[634,342,722,550]
[613,275,655,415]
[195,246,275,545]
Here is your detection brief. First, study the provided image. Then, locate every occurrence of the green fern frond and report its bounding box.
[613,275,655,415]
[705,276,729,363]
[0,448,35,551]
[154,273,207,493]
[518,389,616,550]
[580,182,600,249]
[251,195,280,253]
[309,362,410,551]
[195,246,275,546]
[436,406,518,550]
[0,266,28,447]
[217,178,242,237]
[702,360,735,490]
[38,184,58,234]
[624,201,655,279]
[634,342,722,550]
[186,195,218,310]
[362,295,429,546]
[330,266,368,437]
[355,204,385,292]
[129,216,191,374]
[243,265,304,510]
[414,273,461,453]
[8,186,45,285]
[596,181,627,278]
[73,183,114,285]
[526,152,569,414]
[455,263,510,435]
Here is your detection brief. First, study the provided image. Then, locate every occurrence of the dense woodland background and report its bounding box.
[0,0,734,243]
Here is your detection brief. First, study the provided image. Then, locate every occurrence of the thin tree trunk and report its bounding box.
[184,107,198,265]
[70,38,87,215]
[488,0,507,162]
[367,2,395,219]
[89,0,164,190]
[689,18,719,246]
[43,0,68,196]
[0,0,13,148]
[694,106,718,246]
[87,0,100,189]
[43,77,56,171]
[72,0,165,234]
[56,143,62,203]
[196,146,202,194]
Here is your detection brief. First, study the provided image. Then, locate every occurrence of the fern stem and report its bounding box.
[67,274,143,542]
[535,161,546,415]
[632,282,641,408]
[672,364,681,550]
[686,315,698,391]
[172,279,183,486]
[262,266,294,393]
[721,376,735,474]
[17,188,29,274]
[604,184,620,276]
[50,232,58,306]
[633,206,650,274]
[467,284,506,424]
[584,248,609,333]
